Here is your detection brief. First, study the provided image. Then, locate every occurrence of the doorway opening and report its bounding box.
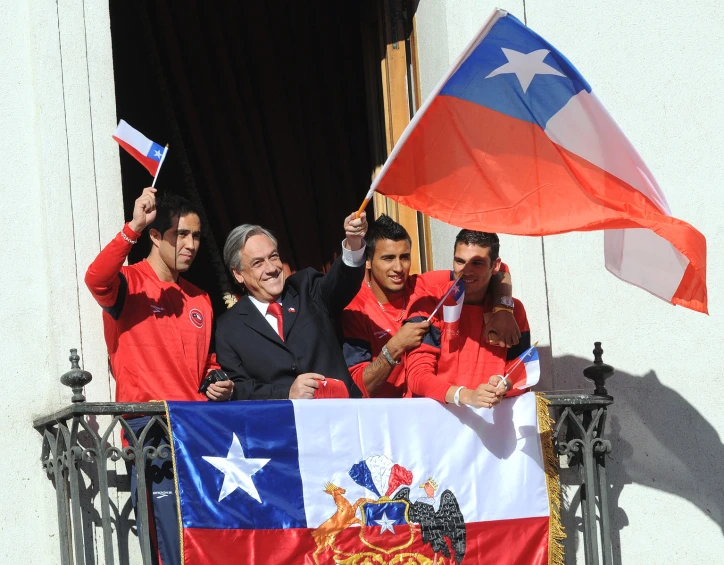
[110,0,428,312]
[110,1,381,311]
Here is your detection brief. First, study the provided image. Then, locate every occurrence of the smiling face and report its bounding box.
[367,238,412,301]
[234,234,285,303]
[152,213,201,276]
[453,243,501,304]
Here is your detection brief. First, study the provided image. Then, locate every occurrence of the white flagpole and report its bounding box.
[151,144,169,187]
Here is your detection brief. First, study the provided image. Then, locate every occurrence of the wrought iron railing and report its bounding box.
[34,344,615,565]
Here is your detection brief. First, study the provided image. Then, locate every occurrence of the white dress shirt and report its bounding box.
[248,239,366,333]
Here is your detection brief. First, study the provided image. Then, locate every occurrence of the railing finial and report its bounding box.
[583,341,614,396]
[60,348,92,403]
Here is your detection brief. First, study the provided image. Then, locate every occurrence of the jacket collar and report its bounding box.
[236,284,300,343]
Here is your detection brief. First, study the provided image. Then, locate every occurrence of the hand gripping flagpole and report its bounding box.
[151,144,169,188]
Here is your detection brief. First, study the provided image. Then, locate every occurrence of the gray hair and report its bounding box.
[223,224,278,275]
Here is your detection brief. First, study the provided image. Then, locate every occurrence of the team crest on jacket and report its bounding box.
[189,308,204,329]
[311,455,466,565]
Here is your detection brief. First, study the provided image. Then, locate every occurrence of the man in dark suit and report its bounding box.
[216,211,368,399]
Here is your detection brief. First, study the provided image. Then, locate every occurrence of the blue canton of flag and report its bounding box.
[169,401,307,530]
[147,142,165,162]
[440,14,590,127]
[449,278,464,303]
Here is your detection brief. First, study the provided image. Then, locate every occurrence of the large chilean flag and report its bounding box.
[167,393,562,564]
[371,10,707,313]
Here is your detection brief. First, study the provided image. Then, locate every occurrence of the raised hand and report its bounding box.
[128,187,157,233]
[344,211,367,251]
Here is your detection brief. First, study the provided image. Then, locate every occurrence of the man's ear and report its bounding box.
[232,268,245,286]
[149,228,162,249]
[492,256,502,274]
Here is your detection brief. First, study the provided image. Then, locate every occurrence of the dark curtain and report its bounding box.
[111,1,373,311]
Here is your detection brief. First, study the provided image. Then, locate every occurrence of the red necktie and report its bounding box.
[267,302,284,340]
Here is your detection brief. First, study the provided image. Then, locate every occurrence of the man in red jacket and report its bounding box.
[85,187,229,403]
[85,187,230,565]
[405,230,531,408]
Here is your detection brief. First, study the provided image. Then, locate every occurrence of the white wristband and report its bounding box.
[453,386,466,407]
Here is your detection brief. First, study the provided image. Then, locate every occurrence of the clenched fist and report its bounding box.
[128,187,157,233]
[386,321,430,359]
[343,211,367,251]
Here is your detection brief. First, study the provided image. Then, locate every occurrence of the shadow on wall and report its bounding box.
[547,351,724,565]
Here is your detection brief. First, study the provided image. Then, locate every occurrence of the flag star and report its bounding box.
[153,149,162,158]
[486,48,566,93]
[374,512,396,535]
[202,433,270,503]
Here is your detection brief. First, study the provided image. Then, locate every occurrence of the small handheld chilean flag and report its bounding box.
[441,278,465,323]
[112,120,167,177]
[504,346,541,395]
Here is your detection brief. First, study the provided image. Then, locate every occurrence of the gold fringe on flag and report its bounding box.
[536,392,566,565]
[163,401,186,562]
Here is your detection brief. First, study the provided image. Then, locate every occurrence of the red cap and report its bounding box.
[313,378,350,399]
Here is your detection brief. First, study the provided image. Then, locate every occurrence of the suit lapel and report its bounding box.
[237,296,285,345]
[282,285,300,340]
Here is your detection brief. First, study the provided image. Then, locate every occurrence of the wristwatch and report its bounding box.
[381,344,400,366]
[493,295,514,313]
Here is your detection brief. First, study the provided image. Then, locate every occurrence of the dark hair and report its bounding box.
[366,214,411,259]
[454,229,500,261]
[148,193,201,235]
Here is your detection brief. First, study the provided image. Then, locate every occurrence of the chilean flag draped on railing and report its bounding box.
[369,10,707,313]
[166,393,563,564]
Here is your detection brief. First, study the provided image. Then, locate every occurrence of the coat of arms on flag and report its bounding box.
[310,455,466,564]
[165,393,564,564]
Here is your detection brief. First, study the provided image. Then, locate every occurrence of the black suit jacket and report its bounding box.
[216,255,364,400]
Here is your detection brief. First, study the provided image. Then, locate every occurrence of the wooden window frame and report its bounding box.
[361,0,434,274]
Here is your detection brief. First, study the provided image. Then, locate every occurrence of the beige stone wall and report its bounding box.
[0,0,124,562]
